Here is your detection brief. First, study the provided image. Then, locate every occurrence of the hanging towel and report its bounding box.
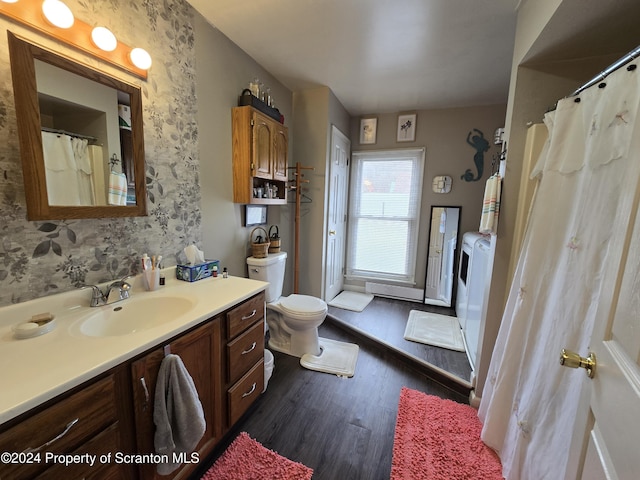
[153,354,206,475]
[108,171,128,205]
[479,174,502,235]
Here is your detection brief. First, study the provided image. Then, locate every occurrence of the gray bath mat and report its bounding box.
[328,291,374,312]
[300,337,359,377]
[403,310,465,352]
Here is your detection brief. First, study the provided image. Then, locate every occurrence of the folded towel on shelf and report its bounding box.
[108,171,128,206]
[479,174,502,235]
[153,354,206,475]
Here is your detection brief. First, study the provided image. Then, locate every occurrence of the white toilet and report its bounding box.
[246,252,328,357]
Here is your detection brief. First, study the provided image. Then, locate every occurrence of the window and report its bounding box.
[346,148,425,284]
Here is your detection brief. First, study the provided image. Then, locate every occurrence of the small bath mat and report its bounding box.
[403,310,465,352]
[201,432,313,480]
[328,291,374,312]
[300,337,359,377]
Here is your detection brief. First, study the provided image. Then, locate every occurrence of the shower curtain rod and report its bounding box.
[570,44,640,97]
[41,127,97,142]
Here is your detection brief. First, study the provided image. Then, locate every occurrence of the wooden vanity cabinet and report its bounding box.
[0,290,266,480]
[130,317,222,480]
[223,291,265,427]
[232,106,288,205]
[0,371,135,480]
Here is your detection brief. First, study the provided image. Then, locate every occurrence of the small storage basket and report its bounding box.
[250,226,270,258]
[268,225,281,253]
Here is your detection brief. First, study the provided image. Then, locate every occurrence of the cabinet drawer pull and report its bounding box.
[241,309,257,321]
[140,377,150,409]
[24,418,79,453]
[242,382,257,398]
[241,342,257,355]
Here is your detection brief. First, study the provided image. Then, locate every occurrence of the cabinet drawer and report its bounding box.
[227,319,265,384]
[227,292,265,339]
[35,422,125,480]
[227,359,264,425]
[0,375,117,480]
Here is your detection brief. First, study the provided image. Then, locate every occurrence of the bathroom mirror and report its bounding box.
[8,32,147,220]
[424,206,460,307]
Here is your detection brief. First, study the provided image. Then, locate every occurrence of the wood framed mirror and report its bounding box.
[8,31,147,220]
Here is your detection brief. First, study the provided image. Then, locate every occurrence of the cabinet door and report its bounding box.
[130,318,222,480]
[273,125,288,181]
[252,112,274,180]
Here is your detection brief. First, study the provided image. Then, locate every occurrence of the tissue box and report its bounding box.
[176,260,220,282]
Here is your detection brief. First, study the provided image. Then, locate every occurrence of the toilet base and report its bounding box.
[268,327,320,358]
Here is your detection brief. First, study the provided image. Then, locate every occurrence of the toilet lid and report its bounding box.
[280,294,327,316]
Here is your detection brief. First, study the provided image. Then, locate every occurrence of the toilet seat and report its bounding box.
[280,294,327,317]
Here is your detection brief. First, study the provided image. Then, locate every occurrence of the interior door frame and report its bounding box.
[322,125,350,301]
[423,205,461,307]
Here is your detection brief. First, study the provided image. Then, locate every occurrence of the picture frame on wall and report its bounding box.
[397,113,416,142]
[359,117,377,144]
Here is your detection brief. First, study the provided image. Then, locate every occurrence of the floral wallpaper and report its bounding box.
[0,0,201,306]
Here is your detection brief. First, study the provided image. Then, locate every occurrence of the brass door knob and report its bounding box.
[329,230,336,236]
[560,349,596,379]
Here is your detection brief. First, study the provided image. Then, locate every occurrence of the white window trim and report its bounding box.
[346,148,425,285]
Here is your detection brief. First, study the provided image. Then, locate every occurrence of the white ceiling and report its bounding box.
[187,0,519,116]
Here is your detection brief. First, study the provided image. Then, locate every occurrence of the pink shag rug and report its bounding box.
[201,432,313,480]
[391,387,503,480]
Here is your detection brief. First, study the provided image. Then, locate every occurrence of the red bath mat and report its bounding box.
[391,387,503,479]
[201,432,313,480]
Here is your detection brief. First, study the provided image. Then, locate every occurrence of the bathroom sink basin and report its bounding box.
[78,295,197,337]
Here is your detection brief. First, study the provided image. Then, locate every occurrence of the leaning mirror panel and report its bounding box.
[8,32,147,220]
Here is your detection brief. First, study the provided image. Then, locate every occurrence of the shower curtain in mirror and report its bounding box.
[42,132,94,205]
[478,64,640,479]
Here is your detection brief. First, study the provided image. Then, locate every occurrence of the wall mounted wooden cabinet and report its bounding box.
[232,106,288,205]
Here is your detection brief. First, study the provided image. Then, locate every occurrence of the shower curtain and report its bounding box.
[478,63,640,479]
[42,132,94,205]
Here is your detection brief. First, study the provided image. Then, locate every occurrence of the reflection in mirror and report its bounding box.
[8,31,147,220]
[424,206,460,307]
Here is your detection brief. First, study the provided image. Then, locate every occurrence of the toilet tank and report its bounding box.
[246,252,287,302]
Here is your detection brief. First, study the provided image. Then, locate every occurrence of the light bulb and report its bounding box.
[1,0,20,4]
[91,26,117,52]
[129,47,152,70]
[42,0,74,29]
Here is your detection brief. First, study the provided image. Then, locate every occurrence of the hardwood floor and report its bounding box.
[327,296,473,388]
[194,321,469,480]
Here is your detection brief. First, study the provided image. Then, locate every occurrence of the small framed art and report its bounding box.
[397,113,416,142]
[359,117,377,144]
[245,204,267,226]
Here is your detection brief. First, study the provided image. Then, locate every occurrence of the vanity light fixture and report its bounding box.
[0,0,150,79]
[129,47,152,70]
[41,0,74,29]
[91,26,117,52]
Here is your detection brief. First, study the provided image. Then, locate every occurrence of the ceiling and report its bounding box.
[187,0,519,116]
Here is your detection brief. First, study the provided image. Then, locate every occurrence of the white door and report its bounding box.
[564,181,640,479]
[324,126,350,302]
[425,207,444,300]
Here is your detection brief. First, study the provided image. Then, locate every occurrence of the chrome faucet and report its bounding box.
[81,276,132,307]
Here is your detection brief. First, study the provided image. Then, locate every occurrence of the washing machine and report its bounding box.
[456,232,490,370]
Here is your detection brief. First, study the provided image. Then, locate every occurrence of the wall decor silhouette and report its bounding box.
[461,128,489,182]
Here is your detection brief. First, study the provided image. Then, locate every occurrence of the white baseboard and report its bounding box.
[365,282,423,302]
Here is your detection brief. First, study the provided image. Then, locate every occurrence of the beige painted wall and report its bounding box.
[292,86,350,298]
[194,13,294,288]
[348,105,507,293]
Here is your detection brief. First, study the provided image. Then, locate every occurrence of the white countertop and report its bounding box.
[0,272,268,425]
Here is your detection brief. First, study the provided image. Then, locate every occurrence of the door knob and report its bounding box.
[329,230,336,236]
[560,349,596,379]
